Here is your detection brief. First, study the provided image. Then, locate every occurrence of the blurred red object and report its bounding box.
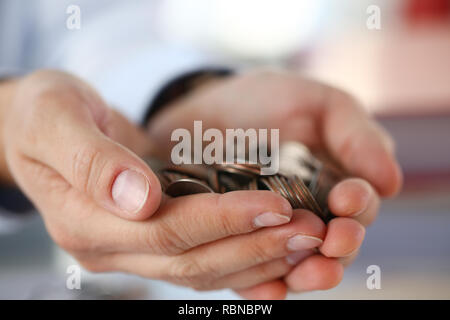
[404,0,450,24]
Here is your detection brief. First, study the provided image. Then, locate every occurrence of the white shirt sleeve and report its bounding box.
[0,0,222,229]
[45,0,221,123]
[56,44,215,124]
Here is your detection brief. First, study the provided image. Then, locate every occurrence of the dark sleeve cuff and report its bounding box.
[142,68,233,127]
[0,186,34,214]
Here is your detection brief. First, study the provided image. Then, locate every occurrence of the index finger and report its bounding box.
[322,88,403,197]
[46,189,293,256]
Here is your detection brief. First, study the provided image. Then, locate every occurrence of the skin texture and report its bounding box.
[0,69,402,300]
[147,69,403,298]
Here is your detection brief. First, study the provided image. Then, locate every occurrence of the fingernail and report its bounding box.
[286,249,315,265]
[253,212,291,228]
[287,234,323,251]
[350,202,369,218]
[112,169,149,214]
[342,248,360,258]
[351,184,371,217]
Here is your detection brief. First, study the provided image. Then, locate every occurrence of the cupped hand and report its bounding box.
[2,70,334,292]
[147,69,403,299]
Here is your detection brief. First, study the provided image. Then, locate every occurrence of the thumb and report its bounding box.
[103,108,165,160]
[14,84,162,221]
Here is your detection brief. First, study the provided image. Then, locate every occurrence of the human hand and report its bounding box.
[2,70,334,293]
[147,69,403,299]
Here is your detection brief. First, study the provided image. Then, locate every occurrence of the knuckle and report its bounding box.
[215,194,242,235]
[246,237,274,265]
[71,144,106,195]
[256,262,281,281]
[170,258,202,283]
[190,278,215,291]
[169,257,217,289]
[143,222,188,256]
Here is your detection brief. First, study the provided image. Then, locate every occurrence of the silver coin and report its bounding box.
[144,141,341,222]
[165,178,214,197]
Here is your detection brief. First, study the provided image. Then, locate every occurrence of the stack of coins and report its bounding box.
[145,141,344,222]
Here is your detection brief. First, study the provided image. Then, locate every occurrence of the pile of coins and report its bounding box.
[145,142,344,222]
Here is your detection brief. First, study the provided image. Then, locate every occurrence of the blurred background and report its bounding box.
[0,0,449,299]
